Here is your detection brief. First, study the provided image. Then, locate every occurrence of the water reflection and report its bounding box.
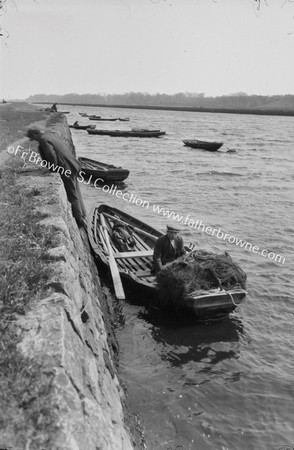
[137,306,244,370]
[69,105,293,449]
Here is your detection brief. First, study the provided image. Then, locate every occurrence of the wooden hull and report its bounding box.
[87,129,166,138]
[79,113,100,118]
[183,139,223,151]
[70,124,96,130]
[88,204,246,319]
[89,117,119,121]
[185,288,246,320]
[88,117,129,121]
[78,157,129,182]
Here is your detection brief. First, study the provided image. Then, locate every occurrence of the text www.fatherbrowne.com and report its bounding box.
[77,178,286,266]
[151,204,285,265]
[7,145,286,265]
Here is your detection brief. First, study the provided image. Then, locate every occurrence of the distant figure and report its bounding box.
[73,121,79,127]
[2,99,7,103]
[152,223,185,274]
[50,103,58,112]
[26,127,87,228]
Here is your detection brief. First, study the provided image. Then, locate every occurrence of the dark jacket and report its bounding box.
[38,132,81,177]
[153,234,185,273]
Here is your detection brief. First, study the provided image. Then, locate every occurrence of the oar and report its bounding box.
[100,213,125,300]
[103,212,159,242]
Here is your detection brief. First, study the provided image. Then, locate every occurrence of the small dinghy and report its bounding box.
[78,157,130,182]
[183,139,223,151]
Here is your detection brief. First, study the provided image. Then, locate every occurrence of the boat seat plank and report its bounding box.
[135,269,154,278]
[125,251,150,271]
[114,250,153,259]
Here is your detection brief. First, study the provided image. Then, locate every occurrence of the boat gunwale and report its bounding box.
[78,157,130,181]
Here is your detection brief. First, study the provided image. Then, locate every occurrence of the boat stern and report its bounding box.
[185,288,246,320]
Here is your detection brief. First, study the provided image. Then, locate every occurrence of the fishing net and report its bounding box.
[156,250,247,307]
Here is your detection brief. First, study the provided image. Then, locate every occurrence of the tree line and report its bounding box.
[27,92,294,113]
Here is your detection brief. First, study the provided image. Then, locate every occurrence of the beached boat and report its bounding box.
[183,139,223,151]
[88,204,246,319]
[69,124,96,130]
[87,129,166,138]
[78,157,130,182]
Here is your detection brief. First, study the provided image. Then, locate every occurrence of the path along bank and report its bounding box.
[0,103,140,450]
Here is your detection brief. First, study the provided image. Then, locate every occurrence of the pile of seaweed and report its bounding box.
[156,250,247,307]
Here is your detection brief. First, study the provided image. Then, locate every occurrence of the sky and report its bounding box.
[0,0,294,99]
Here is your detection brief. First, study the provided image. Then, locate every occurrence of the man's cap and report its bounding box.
[166,223,181,233]
[26,127,43,139]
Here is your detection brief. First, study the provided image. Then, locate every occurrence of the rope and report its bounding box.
[228,291,238,307]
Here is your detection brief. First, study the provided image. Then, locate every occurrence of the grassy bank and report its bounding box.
[0,102,49,150]
[0,103,143,449]
[0,104,60,446]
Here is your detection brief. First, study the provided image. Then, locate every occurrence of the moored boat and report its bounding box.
[79,113,98,118]
[87,129,166,138]
[78,157,130,182]
[88,116,130,121]
[69,124,96,130]
[183,139,223,151]
[89,117,119,121]
[88,204,247,319]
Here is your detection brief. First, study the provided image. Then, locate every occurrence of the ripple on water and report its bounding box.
[66,105,294,449]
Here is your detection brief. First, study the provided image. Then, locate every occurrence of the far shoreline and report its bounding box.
[32,102,294,117]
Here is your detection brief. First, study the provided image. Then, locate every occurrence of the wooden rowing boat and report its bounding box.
[89,117,130,121]
[78,157,130,182]
[89,117,119,121]
[69,124,96,130]
[88,204,246,319]
[87,129,166,138]
[79,113,100,118]
[183,139,223,151]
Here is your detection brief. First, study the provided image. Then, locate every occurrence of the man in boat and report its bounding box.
[26,127,87,228]
[152,223,185,274]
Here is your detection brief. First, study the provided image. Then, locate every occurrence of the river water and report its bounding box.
[60,105,293,449]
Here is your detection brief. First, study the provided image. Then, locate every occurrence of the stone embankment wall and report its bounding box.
[1,114,136,450]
